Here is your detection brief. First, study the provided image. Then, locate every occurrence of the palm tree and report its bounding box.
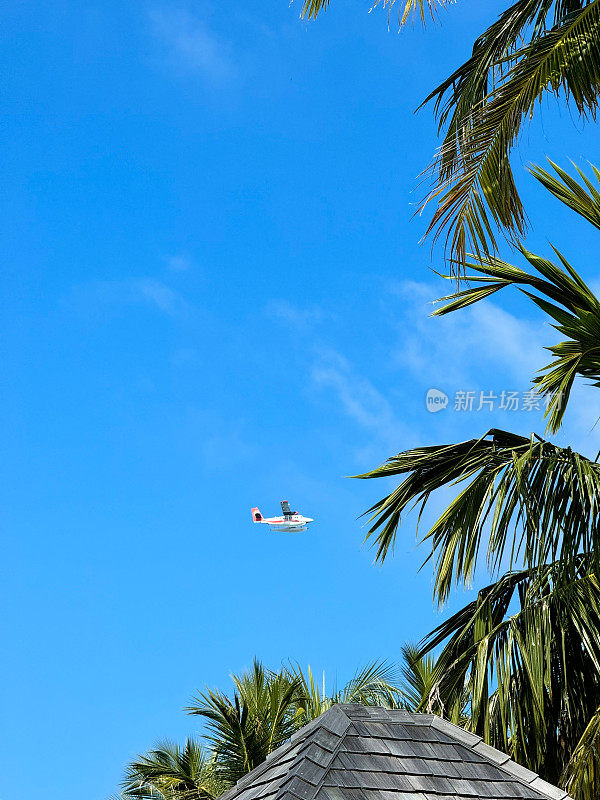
[117,658,404,800]
[395,645,440,712]
[355,162,600,798]
[186,659,300,785]
[187,658,402,783]
[302,0,600,269]
[120,738,226,800]
[287,659,401,721]
[396,644,437,712]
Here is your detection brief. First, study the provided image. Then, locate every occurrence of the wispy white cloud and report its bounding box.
[311,347,409,462]
[264,286,600,464]
[149,8,234,83]
[388,279,600,447]
[267,299,410,461]
[70,277,188,317]
[133,278,187,315]
[266,299,328,330]
[166,255,192,272]
[390,279,548,387]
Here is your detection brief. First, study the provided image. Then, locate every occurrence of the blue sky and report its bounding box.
[2,2,600,798]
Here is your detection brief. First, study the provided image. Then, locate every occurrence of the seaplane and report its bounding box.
[251,501,314,532]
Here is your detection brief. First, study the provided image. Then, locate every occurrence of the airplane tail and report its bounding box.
[251,507,263,522]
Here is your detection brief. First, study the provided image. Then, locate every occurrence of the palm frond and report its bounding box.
[300,0,330,20]
[396,644,440,712]
[420,560,600,782]
[187,660,300,783]
[423,0,575,130]
[299,0,600,267]
[356,429,600,603]
[286,663,331,721]
[432,223,600,432]
[300,0,447,24]
[287,659,401,721]
[563,703,600,799]
[530,159,600,229]
[339,659,401,706]
[377,0,449,27]
[421,0,600,267]
[187,688,254,783]
[120,739,223,800]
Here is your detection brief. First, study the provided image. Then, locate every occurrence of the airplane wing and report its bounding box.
[281,500,299,518]
[281,500,291,516]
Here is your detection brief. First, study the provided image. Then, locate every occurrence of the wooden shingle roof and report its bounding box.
[219,704,571,800]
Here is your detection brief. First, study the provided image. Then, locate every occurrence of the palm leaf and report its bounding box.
[432,215,600,432]
[287,659,401,721]
[120,739,223,800]
[419,560,600,783]
[299,0,330,20]
[338,659,401,706]
[356,429,600,603]
[423,0,580,131]
[286,662,330,721]
[297,0,600,267]
[421,0,600,267]
[300,0,447,23]
[187,660,300,783]
[395,643,458,716]
[530,159,600,229]
[563,703,600,799]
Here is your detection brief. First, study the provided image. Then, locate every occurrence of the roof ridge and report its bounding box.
[219,705,352,800]
[430,716,572,800]
[217,722,316,800]
[274,705,352,800]
[340,705,436,724]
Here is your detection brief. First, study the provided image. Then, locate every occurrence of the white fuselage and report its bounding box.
[263,514,314,532]
[251,505,314,532]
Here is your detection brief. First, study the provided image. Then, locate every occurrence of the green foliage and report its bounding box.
[355,165,600,798]
[395,642,468,725]
[186,659,300,784]
[288,659,401,721]
[397,643,436,712]
[186,658,402,784]
[421,0,600,267]
[120,739,226,800]
[358,429,600,602]
[433,161,600,433]
[424,560,600,782]
[302,0,600,268]
[563,704,600,799]
[299,0,446,25]
[117,657,407,800]
[531,159,600,229]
